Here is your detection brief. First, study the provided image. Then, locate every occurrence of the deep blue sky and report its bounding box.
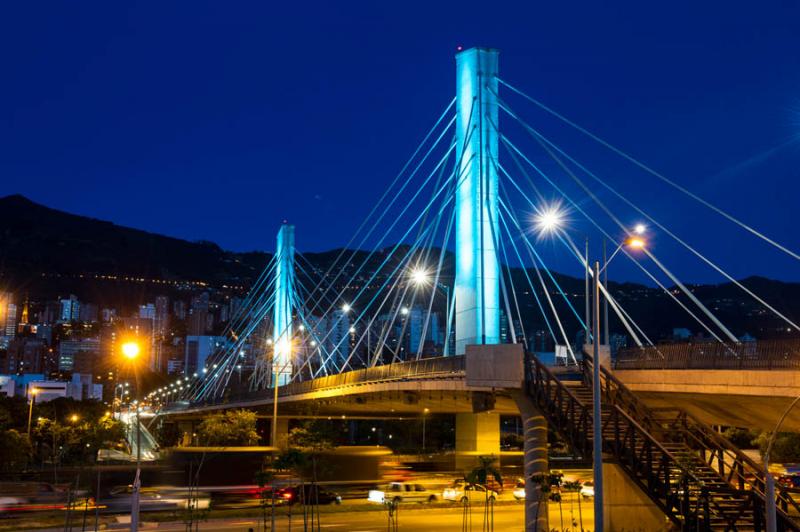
[1,1,799,284]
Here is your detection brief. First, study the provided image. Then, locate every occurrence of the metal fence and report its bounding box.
[614,339,800,370]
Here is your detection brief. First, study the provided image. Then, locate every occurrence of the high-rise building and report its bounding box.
[59,295,80,322]
[78,303,98,323]
[5,303,17,337]
[187,293,210,335]
[408,307,441,354]
[155,296,169,335]
[184,335,226,376]
[139,303,156,320]
[58,338,101,372]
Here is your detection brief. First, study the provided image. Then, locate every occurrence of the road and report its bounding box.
[143,496,592,532]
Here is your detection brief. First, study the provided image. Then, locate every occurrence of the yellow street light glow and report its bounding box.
[628,237,646,249]
[121,341,140,360]
[70,414,79,423]
[30,387,38,396]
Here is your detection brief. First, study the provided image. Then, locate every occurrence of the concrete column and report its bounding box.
[513,391,549,532]
[602,462,667,530]
[272,417,290,449]
[455,412,500,470]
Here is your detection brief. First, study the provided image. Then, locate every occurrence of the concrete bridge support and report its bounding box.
[603,462,669,531]
[455,412,500,470]
[512,391,549,532]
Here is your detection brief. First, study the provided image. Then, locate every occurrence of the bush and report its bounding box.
[197,410,259,446]
[756,432,800,463]
[723,427,759,449]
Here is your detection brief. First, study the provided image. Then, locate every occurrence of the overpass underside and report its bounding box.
[616,368,800,431]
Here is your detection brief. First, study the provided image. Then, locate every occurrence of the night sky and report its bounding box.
[2,1,799,284]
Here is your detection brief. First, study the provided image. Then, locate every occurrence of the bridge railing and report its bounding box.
[615,339,800,370]
[187,355,465,409]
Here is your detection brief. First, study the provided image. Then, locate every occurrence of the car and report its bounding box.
[512,479,526,500]
[580,481,594,499]
[368,482,438,504]
[105,486,210,512]
[275,485,342,505]
[442,481,498,504]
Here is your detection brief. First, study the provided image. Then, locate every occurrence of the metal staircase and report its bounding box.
[526,353,800,531]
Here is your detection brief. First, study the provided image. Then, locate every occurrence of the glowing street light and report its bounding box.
[70,414,79,423]
[410,268,431,286]
[121,342,141,361]
[533,204,565,236]
[633,223,647,235]
[27,388,38,436]
[341,303,352,313]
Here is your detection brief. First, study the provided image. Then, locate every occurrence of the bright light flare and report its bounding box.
[341,303,351,313]
[627,237,646,249]
[633,223,647,235]
[121,342,140,360]
[410,268,431,286]
[533,204,566,236]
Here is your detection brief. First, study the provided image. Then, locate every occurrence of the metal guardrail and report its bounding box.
[615,339,800,370]
[182,355,466,410]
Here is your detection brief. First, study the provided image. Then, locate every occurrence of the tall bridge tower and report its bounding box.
[272,223,295,385]
[454,47,501,355]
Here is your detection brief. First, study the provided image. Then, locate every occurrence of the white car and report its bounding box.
[512,479,525,500]
[368,482,438,504]
[442,482,498,504]
[580,481,594,499]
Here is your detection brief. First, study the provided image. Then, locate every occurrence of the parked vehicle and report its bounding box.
[442,481,498,503]
[580,481,594,499]
[368,482,438,504]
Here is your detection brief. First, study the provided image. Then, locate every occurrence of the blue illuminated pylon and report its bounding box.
[454,47,501,355]
[272,223,295,385]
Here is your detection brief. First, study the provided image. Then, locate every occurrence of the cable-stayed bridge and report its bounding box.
[151,48,800,530]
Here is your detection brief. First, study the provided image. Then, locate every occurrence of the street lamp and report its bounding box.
[120,340,142,532]
[27,388,38,436]
[422,408,430,452]
[409,266,453,355]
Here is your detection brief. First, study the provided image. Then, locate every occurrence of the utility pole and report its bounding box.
[603,239,609,344]
[584,238,591,342]
[592,260,604,532]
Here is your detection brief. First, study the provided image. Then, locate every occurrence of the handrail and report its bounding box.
[583,352,800,530]
[616,339,800,370]
[175,355,466,410]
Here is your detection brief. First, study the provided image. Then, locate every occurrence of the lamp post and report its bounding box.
[409,267,452,355]
[422,407,430,452]
[121,341,141,532]
[27,387,38,436]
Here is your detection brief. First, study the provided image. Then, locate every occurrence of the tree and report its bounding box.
[465,455,503,532]
[756,431,800,463]
[196,410,259,446]
[0,429,32,475]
